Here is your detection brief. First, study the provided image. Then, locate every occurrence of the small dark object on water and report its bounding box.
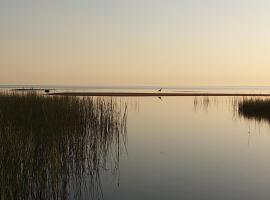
[158,88,162,92]
[45,89,50,93]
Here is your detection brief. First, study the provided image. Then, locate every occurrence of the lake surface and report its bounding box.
[1,91,270,199]
[2,85,270,94]
[99,96,270,200]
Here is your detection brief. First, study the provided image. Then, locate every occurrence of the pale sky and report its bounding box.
[1,0,270,86]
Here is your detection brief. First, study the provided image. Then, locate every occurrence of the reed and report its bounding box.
[0,92,127,199]
[238,98,270,122]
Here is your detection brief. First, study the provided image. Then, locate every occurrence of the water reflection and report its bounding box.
[193,96,240,113]
[0,92,127,199]
[192,96,270,121]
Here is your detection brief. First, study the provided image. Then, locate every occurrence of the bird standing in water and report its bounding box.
[158,88,162,92]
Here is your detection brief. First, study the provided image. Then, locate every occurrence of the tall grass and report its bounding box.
[238,98,270,122]
[0,92,127,200]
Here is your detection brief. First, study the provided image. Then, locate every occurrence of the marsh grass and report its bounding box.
[238,98,270,123]
[0,92,127,200]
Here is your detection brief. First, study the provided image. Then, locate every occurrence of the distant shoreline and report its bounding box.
[12,88,46,91]
[48,92,270,97]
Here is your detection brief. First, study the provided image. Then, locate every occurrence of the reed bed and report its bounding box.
[0,92,127,200]
[238,98,270,122]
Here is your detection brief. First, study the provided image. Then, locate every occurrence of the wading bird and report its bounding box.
[158,88,162,92]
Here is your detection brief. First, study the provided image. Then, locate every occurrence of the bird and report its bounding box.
[45,89,50,93]
[158,88,162,92]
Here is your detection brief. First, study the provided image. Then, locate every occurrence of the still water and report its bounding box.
[1,94,270,199]
[100,97,270,200]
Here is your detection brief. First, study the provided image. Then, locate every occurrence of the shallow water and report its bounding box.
[100,96,270,200]
[2,94,270,199]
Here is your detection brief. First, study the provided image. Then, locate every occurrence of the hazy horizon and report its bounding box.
[1,0,270,86]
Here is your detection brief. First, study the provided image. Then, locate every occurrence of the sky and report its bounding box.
[1,0,270,86]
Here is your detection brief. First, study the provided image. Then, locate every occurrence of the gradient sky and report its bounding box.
[1,0,270,86]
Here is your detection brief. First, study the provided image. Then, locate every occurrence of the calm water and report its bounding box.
[2,90,270,199]
[99,96,270,200]
[2,85,270,94]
